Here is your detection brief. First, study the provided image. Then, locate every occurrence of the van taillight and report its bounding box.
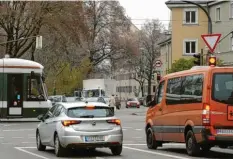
[202,104,211,126]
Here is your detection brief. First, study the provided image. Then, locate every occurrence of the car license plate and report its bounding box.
[84,136,105,142]
[216,129,233,134]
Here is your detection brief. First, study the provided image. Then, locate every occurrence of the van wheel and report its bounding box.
[185,130,200,156]
[110,145,122,155]
[146,127,158,149]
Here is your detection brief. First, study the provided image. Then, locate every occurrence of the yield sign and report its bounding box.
[201,34,221,53]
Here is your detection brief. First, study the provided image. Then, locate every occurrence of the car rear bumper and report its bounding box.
[59,127,123,148]
[201,129,233,146]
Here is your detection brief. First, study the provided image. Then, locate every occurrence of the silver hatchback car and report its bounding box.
[36,101,123,157]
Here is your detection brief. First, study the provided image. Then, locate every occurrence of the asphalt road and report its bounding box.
[1,106,233,159]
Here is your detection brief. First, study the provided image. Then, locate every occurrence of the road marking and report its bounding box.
[3,129,34,132]
[15,147,50,159]
[22,142,36,144]
[122,129,127,131]
[0,137,4,138]
[122,127,132,129]
[132,137,142,139]
[135,129,142,131]
[123,146,191,159]
[124,144,146,146]
[12,137,23,139]
[29,137,36,139]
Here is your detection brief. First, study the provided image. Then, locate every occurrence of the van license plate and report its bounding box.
[84,136,105,142]
[217,129,233,134]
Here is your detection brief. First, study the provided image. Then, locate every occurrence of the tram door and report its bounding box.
[7,74,24,117]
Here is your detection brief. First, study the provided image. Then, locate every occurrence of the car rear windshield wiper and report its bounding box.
[79,115,95,118]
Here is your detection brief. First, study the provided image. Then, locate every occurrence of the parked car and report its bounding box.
[82,97,107,104]
[126,98,140,108]
[36,101,123,157]
[48,95,67,106]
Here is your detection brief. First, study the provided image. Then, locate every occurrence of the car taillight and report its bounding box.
[61,120,81,126]
[107,119,121,125]
[202,103,211,126]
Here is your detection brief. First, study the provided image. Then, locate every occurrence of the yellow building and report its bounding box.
[165,0,208,63]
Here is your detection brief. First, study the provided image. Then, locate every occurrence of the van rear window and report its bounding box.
[212,73,233,104]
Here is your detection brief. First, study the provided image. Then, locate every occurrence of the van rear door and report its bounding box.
[210,70,233,135]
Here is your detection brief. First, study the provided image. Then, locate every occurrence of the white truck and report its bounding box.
[74,79,117,105]
[82,79,116,97]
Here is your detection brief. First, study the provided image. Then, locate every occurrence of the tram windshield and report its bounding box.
[27,74,46,101]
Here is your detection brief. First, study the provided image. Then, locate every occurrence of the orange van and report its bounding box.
[145,66,233,156]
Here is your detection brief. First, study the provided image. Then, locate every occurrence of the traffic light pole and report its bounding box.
[200,49,204,65]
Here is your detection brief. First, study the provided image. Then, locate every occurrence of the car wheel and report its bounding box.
[110,145,122,156]
[36,131,46,151]
[146,127,158,149]
[186,130,200,156]
[54,134,66,157]
[200,144,211,153]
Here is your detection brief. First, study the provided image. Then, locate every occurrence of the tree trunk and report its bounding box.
[140,83,144,97]
[147,77,151,96]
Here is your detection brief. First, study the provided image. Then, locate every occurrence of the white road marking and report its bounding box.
[3,129,34,132]
[135,129,142,131]
[3,124,20,127]
[29,137,36,139]
[122,129,127,131]
[132,137,142,139]
[2,143,14,144]
[122,127,132,129]
[21,142,36,144]
[12,137,23,139]
[123,146,191,159]
[0,137,4,138]
[15,147,50,159]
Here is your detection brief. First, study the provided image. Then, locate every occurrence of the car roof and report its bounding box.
[61,101,109,109]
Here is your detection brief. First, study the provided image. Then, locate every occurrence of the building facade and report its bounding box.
[158,37,172,76]
[209,1,233,65]
[165,1,209,63]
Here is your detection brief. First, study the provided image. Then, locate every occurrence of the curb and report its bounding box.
[0,118,40,123]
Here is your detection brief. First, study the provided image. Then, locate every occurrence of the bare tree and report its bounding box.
[0,1,51,58]
[82,1,131,66]
[139,19,165,96]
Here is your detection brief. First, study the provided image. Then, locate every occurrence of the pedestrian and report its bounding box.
[109,94,116,107]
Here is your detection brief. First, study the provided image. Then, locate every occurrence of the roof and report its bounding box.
[165,0,214,5]
[62,101,109,109]
[158,37,171,46]
[163,66,233,79]
[0,58,43,69]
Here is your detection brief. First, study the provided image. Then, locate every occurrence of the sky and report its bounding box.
[118,0,171,30]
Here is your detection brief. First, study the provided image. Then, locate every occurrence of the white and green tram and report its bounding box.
[0,56,52,119]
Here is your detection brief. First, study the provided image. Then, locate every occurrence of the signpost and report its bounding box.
[201,34,221,53]
[154,60,162,67]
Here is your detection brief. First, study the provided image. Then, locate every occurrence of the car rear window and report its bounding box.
[67,106,114,118]
[212,73,233,104]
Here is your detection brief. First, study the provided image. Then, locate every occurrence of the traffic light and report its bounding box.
[193,53,201,66]
[208,56,216,66]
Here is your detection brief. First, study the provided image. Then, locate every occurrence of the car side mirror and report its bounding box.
[37,114,44,121]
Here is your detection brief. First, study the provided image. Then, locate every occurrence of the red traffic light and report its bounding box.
[208,57,216,66]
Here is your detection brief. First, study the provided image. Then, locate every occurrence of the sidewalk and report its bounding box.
[0,118,39,122]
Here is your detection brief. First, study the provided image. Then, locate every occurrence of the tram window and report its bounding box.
[27,74,46,101]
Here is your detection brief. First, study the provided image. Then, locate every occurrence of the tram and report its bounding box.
[0,55,52,119]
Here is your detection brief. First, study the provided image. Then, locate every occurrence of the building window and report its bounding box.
[183,39,198,55]
[230,2,233,18]
[216,7,221,21]
[183,8,198,24]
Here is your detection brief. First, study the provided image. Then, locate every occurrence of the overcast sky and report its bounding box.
[118,0,171,30]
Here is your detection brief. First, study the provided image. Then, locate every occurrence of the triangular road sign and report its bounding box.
[201,34,221,53]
